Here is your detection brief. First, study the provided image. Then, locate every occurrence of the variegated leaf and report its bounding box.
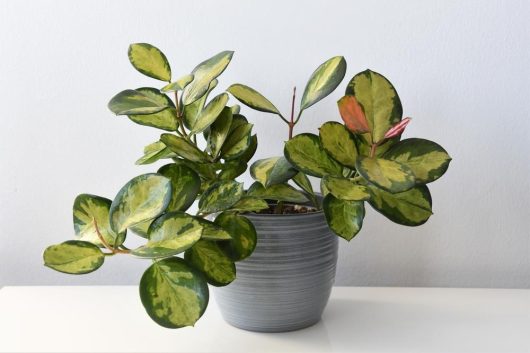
[218,160,247,180]
[229,197,269,212]
[239,134,258,163]
[191,93,229,134]
[231,105,240,114]
[250,157,297,187]
[368,185,432,226]
[214,212,257,261]
[220,123,253,160]
[139,257,209,328]
[227,84,280,114]
[161,74,194,93]
[183,79,218,130]
[284,133,342,177]
[300,56,347,111]
[346,70,403,143]
[194,217,232,241]
[198,181,244,213]
[160,134,210,163]
[182,51,234,105]
[319,121,359,168]
[108,89,169,115]
[356,156,415,193]
[185,240,236,286]
[129,218,153,239]
[109,173,172,233]
[128,43,171,82]
[383,138,451,184]
[323,176,371,201]
[128,87,177,131]
[208,107,233,158]
[132,212,203,258]
[73,194,125,247]
[158,163,201,212]
[135,141,176,165]
[323,194,365,241]
[247,182,309,203]
[43,240,104,274]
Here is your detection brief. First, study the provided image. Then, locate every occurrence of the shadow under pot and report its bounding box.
[213,201,338,332]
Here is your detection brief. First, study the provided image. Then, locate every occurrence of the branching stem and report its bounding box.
[93,218,130,254]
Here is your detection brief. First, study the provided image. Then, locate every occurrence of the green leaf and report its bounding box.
[183,79,218,130]
[132,212,203,258]
[284,133,342,177]
[218,160,247,180]
[356,156,415,193]
[250,157,297,187]
[135,141,176,165]
[231,105,240,114]
[319,121,358,168]
[208,107,233,158]
[161,74,194,93]
[157,164,201,212]
[227,84,280,114]
[383,138,451,184]
[214,212,257,261]
[247,182,309,203]
[109,173,172,233]
[229,197,269,212]
[191,93,229,134]
[368,185,432,226]
[195,218,232,240]
[346,70,403,143]
[220,123,253,160]
[108,89,169,115]
[73,194,126,247]
[127,88,177,131]
[323,176,371,201]
[198,181,244,213]
[239,134,258,163]
[300,56,346,111]
[129,218,153,238]
[182,51,234,105]
[139,257,209,328]
[128,43,171,82]
[323,194,365,241]
[292,172,314,195]
[160,134,209,163]
[185,240,236,286]
[228,114,248,134]
[172,158,219,180]
[43,240,104,274]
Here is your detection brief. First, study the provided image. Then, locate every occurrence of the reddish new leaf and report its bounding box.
[384,117,412,139]
[337,95,370,134]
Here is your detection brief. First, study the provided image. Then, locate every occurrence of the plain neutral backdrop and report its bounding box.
[1,0,528,287]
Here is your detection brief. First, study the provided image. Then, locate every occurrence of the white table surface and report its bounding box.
[0,286,529,353]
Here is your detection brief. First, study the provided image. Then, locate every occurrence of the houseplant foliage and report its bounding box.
[230,69,451,240]
[43,43,272,329]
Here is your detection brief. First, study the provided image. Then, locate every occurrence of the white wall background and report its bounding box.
[1,0,528,287]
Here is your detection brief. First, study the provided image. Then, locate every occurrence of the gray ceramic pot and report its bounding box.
[213,207,338,332]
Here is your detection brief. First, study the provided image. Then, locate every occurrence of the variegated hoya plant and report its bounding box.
[43,42,451,329]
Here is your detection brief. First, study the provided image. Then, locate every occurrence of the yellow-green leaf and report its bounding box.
[239,134,258,163]
[300,56,346,111]
[43,240,104,274]
[160,134,209,163]
[158,163,201,212]
[139,257,208,328]
[345,70,403,143]
[214,212,257,261]
[319,121,358,168]
[356,156,415,193]
[191,93,229,134]
[73,194,126,247]
[182,51,233,105]
[195,217,232,241]
[198,181,244,213]
[229,197,269,212]
[247,182,309,203]
[128,43,171,82]
[129,218,153,239]
[135,141,176,165]
[183,79,218,130]
[323,176,371,201]
[109,174,172,233]
[128,88,177,131]
[368,185,432,226]
[108,89,169,115]
[284,133,342,177]
[250,157,297,187]
[383,138,451,184]
[227,84,280,114]
[132,212,203,258]
[208,107,233,158]
[220,123,253,160]
[218,160,247,181]
[161,74,194,93]
[185,240,236,286]
[323,194,365,241]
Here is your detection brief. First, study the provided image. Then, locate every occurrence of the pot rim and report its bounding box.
[242,194,325,218]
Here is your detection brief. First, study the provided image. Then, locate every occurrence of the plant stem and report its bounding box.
[370,143,377,158]
[174,91,187,137]
[93,218,130,254]
[288,87,296,139]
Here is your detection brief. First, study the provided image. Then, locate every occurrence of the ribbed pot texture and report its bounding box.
[213,209,338,332]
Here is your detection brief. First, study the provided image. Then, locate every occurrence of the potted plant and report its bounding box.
[43,43,451,332]
[218,65,451,332]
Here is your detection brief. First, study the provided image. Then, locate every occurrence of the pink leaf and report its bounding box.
[384,117,412,139]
